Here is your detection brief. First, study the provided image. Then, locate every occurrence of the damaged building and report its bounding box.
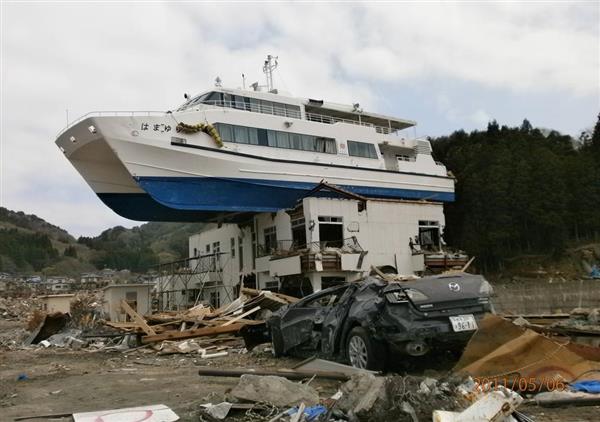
[161,184,465,309]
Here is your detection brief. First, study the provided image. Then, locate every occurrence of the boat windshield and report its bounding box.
[176,91,302,119]
[176,92,219,111]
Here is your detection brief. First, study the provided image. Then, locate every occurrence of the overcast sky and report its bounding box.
[1,1,598,237]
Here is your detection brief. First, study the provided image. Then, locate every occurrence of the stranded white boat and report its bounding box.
[56,56,454,222]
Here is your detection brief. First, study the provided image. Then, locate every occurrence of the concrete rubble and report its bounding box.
[230,374,320,408]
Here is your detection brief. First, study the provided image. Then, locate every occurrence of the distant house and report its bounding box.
[40,294,75,314]
[81,273,101,284]
[100,268,116,280]
[102,284,151,322]
[26,275,42,284]
[43,276,75,292]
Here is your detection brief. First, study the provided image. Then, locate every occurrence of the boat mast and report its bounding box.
[263,55,278,92]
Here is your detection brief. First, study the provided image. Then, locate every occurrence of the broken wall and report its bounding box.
[494,279,600,314]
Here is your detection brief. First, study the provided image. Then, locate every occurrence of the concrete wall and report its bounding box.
[493,279,600,314]
[303,197,445,275]
[42,295,73,313]
[103,285,151,322]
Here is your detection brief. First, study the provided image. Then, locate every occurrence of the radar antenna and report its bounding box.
[262,55,278,92]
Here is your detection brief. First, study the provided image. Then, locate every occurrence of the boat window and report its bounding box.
[286,104,301,119]
[273,102,286,117]
[247,127,259,145]
[206,92,222,103]
[257,129,269,146]
[276,131,290,149]
[290,133,302,150]
[260,100,273,114]
[301,135,313,151]
[348,140,378,159]
[316,137,337,154]
[214,123,337,154]
[267,130,278,147]
[178,91,302,119]
[219,124,234,142]
[234,95,246,110]
[234,126,249,144]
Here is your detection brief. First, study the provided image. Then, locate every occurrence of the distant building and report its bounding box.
[26,275,42,284]
[102,283,152,322]
[43,276,75,292]
[80,273,101,284]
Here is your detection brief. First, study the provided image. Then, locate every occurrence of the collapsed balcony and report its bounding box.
[256,237,367,275]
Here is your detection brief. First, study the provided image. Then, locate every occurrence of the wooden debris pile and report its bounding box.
[104,288,298,353]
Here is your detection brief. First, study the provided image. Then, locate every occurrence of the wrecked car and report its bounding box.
[268,272,494,370]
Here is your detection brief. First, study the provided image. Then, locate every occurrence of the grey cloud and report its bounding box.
[1,2,597,236]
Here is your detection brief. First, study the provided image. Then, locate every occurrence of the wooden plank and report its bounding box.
[241,287,299,303]
[120,300,156,336]
[214,317,265,326]
[221,306,260,326]
[141,322,245,344]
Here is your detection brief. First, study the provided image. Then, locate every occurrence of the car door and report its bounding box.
[320,285,357,357]
[279,285,352,352]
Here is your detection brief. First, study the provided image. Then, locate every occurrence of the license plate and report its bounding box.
[449,314,478,332]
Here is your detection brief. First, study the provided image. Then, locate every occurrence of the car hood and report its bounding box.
[387,272,488,304]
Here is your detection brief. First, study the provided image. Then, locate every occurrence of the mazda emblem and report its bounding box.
[448,282,460,292]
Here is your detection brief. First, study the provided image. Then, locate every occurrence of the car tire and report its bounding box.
[346,327,386,371]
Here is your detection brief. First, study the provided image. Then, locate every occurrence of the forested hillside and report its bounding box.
[431,114,600,272]
[77,222,205,272]
[0,207,205,274]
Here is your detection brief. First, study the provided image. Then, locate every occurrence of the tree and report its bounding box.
[64,245,78,258]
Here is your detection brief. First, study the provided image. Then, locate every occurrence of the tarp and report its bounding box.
[570,380,600,393]
[453,314,600,383]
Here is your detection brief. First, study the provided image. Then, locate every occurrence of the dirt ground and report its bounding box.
[1,320,599,422]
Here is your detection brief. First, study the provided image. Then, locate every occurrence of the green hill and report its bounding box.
[0,207,205,275]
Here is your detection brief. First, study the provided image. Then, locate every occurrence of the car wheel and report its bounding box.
[346,327,386,371]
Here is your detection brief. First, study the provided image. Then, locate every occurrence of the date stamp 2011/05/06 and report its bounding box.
[474,377,567,393]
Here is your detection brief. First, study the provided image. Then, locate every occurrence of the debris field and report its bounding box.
[2,285,600,422]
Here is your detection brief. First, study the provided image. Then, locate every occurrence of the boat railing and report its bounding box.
[190,100,398,135]
[55,110,167,138]
[188,100,301,119]
[305,112,396,135]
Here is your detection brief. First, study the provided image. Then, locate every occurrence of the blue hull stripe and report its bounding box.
[135,176,455,212]
[97,193,255,222]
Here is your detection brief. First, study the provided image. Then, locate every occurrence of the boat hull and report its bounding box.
[135,175,454,212]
